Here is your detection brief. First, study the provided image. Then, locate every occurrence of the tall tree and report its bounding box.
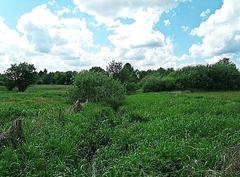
[106,60,123,79]
[4,62,37,92]
[119,63,137,83]
[89,66,107,74]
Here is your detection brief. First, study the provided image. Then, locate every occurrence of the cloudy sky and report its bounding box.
[0,0,239,72]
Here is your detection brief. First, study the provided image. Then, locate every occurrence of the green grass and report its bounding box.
[0,86,240,176]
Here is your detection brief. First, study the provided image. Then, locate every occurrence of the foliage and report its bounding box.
[142,76,176,92]
[1,85,240,176]
[118,63,138,83]
[4,62,37,92]
[3,58,237,93]
[69,71,126,109]
[125,82,139,94]
[138,58,240,92]
[138,67,174,80]
[37,69,77,85]
[175,58,240,91]
[89,66,107,74]
[0,74,4,86]
[106,60,123,79]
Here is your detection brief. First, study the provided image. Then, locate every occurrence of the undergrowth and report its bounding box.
[1,85,240,176]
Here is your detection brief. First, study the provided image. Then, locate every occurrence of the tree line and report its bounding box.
[0,58,240,92]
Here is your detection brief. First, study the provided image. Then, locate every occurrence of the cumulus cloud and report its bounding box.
[181,25,189,32]
[0,0,206,72]
[72,0,187,69]
[189,0,240,66]
[73,0,178,24]
[17,4,94,52]
[0,4,102,72]
[0,17,31,71]
[164,19,171,26]
[104,9,181,69]
[200,9,211,19]
[56,6,71,16]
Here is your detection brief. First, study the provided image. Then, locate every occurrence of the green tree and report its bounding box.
[0,74,4,86]
[208,60,240,90]
[89,66,107,74]
[118,63,139,93]
[106,60,122,79]
[119,63,137,83]
[175,58,240,91]
[4,62,37,92]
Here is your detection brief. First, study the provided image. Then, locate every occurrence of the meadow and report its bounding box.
[1,85,240,176]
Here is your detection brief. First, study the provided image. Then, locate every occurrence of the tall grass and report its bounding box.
[0,85,240,176]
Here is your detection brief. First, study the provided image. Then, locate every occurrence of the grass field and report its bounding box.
[1,85,240,176]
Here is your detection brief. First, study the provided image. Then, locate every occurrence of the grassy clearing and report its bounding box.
[0,86,240,176]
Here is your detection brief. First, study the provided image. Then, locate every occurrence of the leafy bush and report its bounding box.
[125,82,139,94]
[175,60,240,91]
[138,74,161,88]
[142,76,176,92]
[0,74,4,86]
[69,71,126,109]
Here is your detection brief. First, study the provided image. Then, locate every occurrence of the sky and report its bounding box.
[0,0,240,72]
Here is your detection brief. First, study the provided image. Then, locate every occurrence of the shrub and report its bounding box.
[0,81,4,86]
[142,76,176,92]
[138,74,161,88]
[125,82,138,94]
[175,60,240,91]
[161,76,177,90]
[0,74,4,86]
[69,71,126,109]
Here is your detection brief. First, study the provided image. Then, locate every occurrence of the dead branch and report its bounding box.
[0,118,24,148]
[72,99,88,113]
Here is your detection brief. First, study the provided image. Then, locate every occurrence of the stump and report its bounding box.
[0,119,24,148]
[73,100,82,112]
[72,100,88,113]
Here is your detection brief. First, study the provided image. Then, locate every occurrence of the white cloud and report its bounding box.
[72,0,187,69]
[0,0,200,72]
[105,9,181,69]
[18,4,94,49]
[48,0,56,6]
[0,17,31,71]
[189,0,240,66]
[164,19,171,26]
[73,0,178,24]
[200,9,211,19]
[0,4,100,72]
[181,25,189,32]
[56,6,71,16]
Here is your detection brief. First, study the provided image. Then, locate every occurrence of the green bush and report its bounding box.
[0,74,4,86]
[125,82,138,94]
[0,81,5,86]
[175,59,240,91]
[142,76,176,92]
[69,71,126,109]
[138,73,161,88]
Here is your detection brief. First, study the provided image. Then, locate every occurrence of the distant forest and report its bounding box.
[0,58,240,93]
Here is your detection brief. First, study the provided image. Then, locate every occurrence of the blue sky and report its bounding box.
[0,0,239,71]
[157,0,223,56]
